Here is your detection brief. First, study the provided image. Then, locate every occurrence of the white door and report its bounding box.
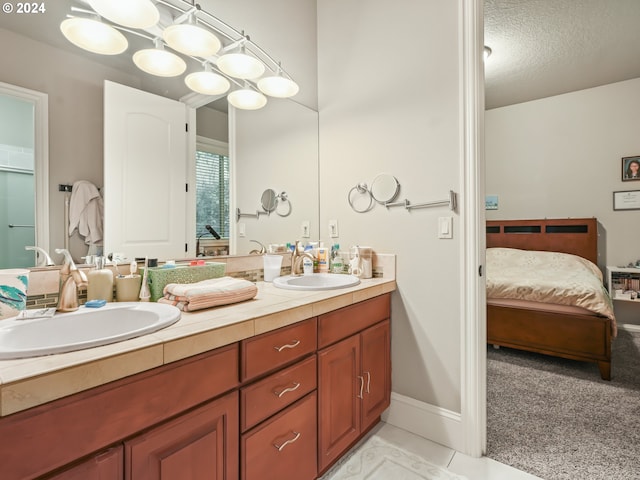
[103,81,187,260]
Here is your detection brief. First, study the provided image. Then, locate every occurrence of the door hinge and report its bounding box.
[185,123,189,132]
[185,243,188,252]
[479,265,483,277]
[185,183,189,192]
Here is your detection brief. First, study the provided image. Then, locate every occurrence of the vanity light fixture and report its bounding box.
[185,63,231,95]
[163,14,221,57]
[60,17,128,55]
[88,0,159,29]
[227,84,268,110]
[133,38,187,77]
[257,65,300,98]
[60,0,299,110]
[217,44,266,80]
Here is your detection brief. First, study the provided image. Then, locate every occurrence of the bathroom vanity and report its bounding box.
[0,278,394,479]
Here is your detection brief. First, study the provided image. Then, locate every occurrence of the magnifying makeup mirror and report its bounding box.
[261,189,278,213]
[370,173,400,204]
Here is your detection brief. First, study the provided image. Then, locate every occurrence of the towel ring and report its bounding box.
[276,192,292,217]
[348,183,374,213]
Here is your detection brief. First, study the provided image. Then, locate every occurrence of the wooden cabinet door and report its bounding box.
[242,392,317,480]
[317,335,361,472]
[125,391,238,480]
[47,446,123,480]
[360,320,391,431]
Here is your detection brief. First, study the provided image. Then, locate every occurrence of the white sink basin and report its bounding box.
[0,302,181,360]
[273,273,361,291]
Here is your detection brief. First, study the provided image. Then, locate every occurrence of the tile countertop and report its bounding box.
[0,276,396,417]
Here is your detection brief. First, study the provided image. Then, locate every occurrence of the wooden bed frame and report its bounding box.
[486,218,612,380]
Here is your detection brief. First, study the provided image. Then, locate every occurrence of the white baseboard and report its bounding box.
[381,392,464,452]
[619,323,640,333]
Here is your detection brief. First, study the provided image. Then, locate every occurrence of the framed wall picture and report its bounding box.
[613,190,640,211]
[622,156,640,181]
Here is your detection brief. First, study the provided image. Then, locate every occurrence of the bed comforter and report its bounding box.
[486,247,616,335]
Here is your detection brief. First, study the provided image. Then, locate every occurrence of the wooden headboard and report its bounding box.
[486,218,598,265]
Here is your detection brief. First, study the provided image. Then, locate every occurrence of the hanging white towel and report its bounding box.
[68,180,104,246]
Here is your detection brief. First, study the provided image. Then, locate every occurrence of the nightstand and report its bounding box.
[606,266,640,301]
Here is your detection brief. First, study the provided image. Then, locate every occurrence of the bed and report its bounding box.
[486,218,614,380]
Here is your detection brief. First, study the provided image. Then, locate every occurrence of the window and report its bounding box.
[195,138,229,239]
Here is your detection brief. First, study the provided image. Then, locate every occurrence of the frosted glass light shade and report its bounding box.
[217,52,265,80]
[88,0,159,29]
[228,89,267,110]
[163,24,221,57]
[185,71,231,95]
[133,48,187,77]
[257,75,299,98]
[60,18,128,55]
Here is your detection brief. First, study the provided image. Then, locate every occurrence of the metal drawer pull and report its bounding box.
[357,375,364,399]
[274,431,301,452]
[273,340,301,352]
[365,371,371,394]
[274,382,301,398]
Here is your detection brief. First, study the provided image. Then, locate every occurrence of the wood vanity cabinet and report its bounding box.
[240,317,318,480]
[317,295,391,473]
[1,344,239,480]
[1,293,391,480]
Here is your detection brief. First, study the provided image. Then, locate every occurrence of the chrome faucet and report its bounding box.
[25,246,55,267]
[290,240,315,276]
[56,249,88,312]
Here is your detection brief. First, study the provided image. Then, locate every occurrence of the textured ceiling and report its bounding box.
[485,0,640,109]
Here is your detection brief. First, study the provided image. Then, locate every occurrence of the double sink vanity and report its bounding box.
[0,269,395,479]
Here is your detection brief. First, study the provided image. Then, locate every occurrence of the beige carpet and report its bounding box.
[487,329,640,480]
[320,434,467,480]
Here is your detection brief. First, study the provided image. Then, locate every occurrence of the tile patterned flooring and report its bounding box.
[321,422,543,480]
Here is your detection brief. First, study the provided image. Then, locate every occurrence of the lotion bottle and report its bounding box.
[87,256,114,302]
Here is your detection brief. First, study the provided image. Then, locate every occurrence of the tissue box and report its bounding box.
[146,262,226,301]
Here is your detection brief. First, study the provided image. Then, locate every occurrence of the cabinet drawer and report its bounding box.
[241,318,317,381]
[318,294,390,348]
[241,392,317,480]
[241,355,317,431]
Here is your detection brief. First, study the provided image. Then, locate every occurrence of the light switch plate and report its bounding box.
[301,220,310,238]
[238,222,246,237]
[328,219,339,238]
[438,216,453,239]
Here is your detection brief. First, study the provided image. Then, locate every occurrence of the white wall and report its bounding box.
[486,78,640,270]
[233,100,319,255]
[196,107,228,143]
[318,0,470,447]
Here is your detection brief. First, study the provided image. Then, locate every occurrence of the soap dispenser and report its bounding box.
[87,256,114,302]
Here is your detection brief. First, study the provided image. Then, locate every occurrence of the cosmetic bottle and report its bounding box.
[87,256,114,302]
[317,247,329,273]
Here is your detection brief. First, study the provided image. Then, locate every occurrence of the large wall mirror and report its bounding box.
[0,0,319,267]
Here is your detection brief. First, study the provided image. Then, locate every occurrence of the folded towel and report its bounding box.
[157,276,257,312]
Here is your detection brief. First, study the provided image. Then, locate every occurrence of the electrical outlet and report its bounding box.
[329,219,339,238]
[301,220,310,238]
[238,222,246,237]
